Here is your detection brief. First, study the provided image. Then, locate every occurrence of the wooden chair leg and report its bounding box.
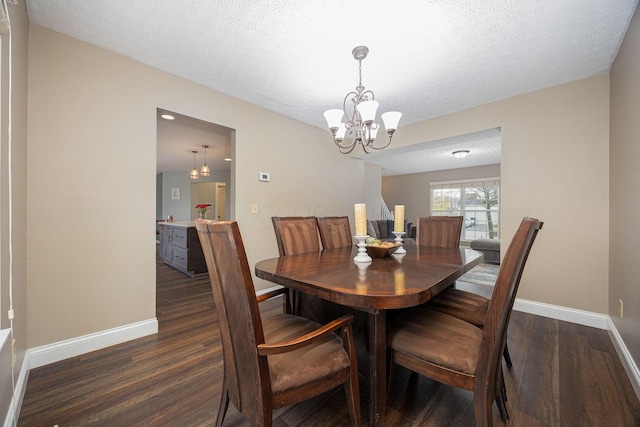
[215,377,230,427]
[496,393,509,422]
[387,356,395,395]
[282,288,292,314]
[495,366,509,421]
[474,391,494,427]
[503,342,513,368]
[344,376,361,427]
[344,326,361,427]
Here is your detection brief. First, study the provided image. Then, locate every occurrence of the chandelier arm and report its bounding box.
[361,143,373,154]
[368,139,393,151]
[333,136,357,153]
[360,89,375,101]
[368,133,395,151]
[342,90,360,113]
[338,141,358,154]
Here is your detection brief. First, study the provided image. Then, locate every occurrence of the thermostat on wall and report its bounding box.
[259,172,270,182]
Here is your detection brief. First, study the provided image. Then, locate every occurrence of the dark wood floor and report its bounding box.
[18,254,640,426]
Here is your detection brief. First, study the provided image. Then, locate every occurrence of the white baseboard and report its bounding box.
[607,318,640,400]
[513,297,609,329]
[28,318,158,369]
[3,353,29,427]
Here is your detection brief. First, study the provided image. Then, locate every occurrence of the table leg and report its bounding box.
[368,310,386,426]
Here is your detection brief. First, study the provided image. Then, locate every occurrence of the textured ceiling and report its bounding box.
[360,128,502,177]
[25,0,638,174]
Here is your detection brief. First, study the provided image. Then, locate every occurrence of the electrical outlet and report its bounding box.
[619,299,624,318]
[251,203,258,214]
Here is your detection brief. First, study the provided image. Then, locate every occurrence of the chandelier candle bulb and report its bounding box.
[382,111,402,131]
[324,109,344,129]
[354,203,367,236]
[356,100,379,124]
[394,205,405,232]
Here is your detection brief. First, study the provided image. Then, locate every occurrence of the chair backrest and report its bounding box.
[316,216,353,250]
[416,216,463,248]
[475,217,543,398]
[195,220,270,422]
[271,216,321,256]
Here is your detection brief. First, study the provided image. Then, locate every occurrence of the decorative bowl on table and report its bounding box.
[365,242,403,258]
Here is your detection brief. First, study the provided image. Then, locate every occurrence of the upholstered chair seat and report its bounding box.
[388,307,483,376]
[263,314,351,393]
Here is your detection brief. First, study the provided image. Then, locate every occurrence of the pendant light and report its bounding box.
[200,145,211,176]
[190,150,199,180]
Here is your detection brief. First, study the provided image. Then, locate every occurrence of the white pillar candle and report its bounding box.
[394,205,405,232]
[355,203,367,236]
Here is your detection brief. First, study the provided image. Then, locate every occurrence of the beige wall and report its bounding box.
[382,164,501,229]
[27,25,372,348]
[0,0,29,417]
[390,75,610,313]
[610,5,640,367]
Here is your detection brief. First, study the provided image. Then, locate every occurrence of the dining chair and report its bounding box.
[271,216,321,256]
[386,217,542,427]
[425,281,513,419]
[316,216,353,250]
[416,216,464,248]
[416,216,510,359]
[195,220,361,427]
[271,216,328,320]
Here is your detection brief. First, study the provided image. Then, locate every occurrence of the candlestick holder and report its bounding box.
[392,231,407,254]
[353,235,372,263]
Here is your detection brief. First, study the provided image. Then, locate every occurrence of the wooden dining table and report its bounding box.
[255,244,483,426]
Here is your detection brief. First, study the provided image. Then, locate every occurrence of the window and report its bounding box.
[430,178,500,241]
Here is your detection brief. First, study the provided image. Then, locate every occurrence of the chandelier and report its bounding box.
[323,46,402,154]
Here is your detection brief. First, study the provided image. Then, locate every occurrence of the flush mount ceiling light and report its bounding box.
[160,113,175,120]
[452,150,470,159]
[190,150,199,180]
[200,145,211,177]
[324,46,402,155]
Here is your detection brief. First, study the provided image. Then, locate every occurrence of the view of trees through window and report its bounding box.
[431,179,500,241]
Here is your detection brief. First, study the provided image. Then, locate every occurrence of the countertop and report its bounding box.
[160,221,195,228]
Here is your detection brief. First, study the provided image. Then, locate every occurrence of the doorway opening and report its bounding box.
[156,108,235,223]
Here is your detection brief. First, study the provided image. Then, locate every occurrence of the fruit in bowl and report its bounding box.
[364,240,403,258]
